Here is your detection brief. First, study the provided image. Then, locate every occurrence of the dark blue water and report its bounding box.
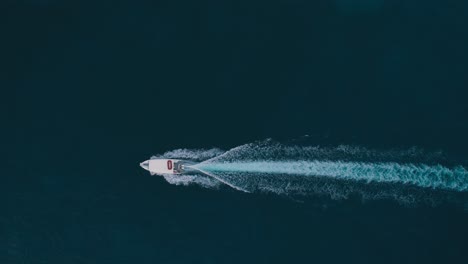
[4,0,468,263]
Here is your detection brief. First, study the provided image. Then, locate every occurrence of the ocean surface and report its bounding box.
[3,0,468,263]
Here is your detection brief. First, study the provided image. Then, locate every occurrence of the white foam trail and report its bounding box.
[155,140,468,203]
[162,174,221,189]
[194,161,468,192]
[190,167,250,193]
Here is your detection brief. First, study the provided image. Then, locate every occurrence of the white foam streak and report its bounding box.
[195,161,468,191]
[154,140,468,202]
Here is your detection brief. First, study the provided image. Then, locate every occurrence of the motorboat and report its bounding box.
[139,159,195,175]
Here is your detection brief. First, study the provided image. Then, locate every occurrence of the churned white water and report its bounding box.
[153,140,468,202]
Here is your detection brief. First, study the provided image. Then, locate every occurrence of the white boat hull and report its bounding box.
[140,159,195,175]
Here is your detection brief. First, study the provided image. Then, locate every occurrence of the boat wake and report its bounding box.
[154,139,468,205]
